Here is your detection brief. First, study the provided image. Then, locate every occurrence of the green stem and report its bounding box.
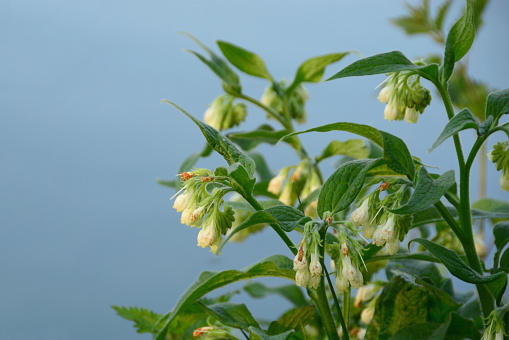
[433,201,464,242]
[243,192,297,255]
[236,93,292,130]
[322,255,349,339]
[343,287,351,330]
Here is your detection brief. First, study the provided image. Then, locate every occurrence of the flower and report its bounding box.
[279,180,296,206]
[360,305,375,324]
[350,199,370,227]
[197,221,217,248]
[309,251,322,277]
[385,238,400,255]
[293,252,308,271]
[173,192,191,212]
[354,284,376,308]
[268,172,286,195]
[378,84,393,104]
[362,221,377,239]
[181,207,194,226]
[384,103,399,121]
[336,275,349,292]
[405,107,419,123]
[308,274,321,289]
[342,255,356,281]
[295,267,310,287]
[193,326,214,338]
[380,215,396,243]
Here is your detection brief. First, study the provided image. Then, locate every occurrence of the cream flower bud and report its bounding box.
[360,305,375,324]
[279,180,296,206]
[350,270,364,289]
[372,227,385,247]
[342,256,356,281]
[474,234,486,258]
[190,206,205,226]
[380,215,396,243]
[293,253,308,271]
[308,274,321,289]
[173,192,191,213]
[500,170,509,192]
[309,252,322,277]
[181,207,194,226]
[330,259,336,271]
[385,238,400,255]
[384,103,399,121]
[496,330,504,340]
[336,275,349,292]
[405,107,419,123]
[296,268,310,287]
[268,173,285,195]
[197,222,217,248]
[350,199,370,227]
[378,85,392,104]
[354,284,375,308]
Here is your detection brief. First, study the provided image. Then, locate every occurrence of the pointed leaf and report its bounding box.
[429,108,480,152]
[380,131,416,178]
[486,88,509,121]
[410,238,507,301]
[227,125,295,151]
[442,0,475,81]
[265,205,311,232]
[292,52,351,86]
[390,168,455,214]
[326,51,439,82]
[198,302,260,330]
[249,327,294,340]
[315,139,370,163]
[243,282,307,308]
[318,158,384,217]
[154,255,295,340]
[280,122,383,147]
[163,100,255,177]
[229,163,256,198]
[217,41,272,80]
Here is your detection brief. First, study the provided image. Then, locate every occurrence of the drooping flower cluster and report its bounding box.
[203,94,247,131]
[349,182,412,255]
[293,224,323,289]
[261,79,310,124]
[481,306,508,340]
[378,68,431,123]
[333,239,365,292]
[172,169,235,253]
[488,141,509,192]
[354,282,383,325]
[267,159,321,217]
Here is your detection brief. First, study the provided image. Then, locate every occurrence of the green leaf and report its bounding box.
[410,238,507,300]
[493,221,509,269]
[154,255,295,340]
[280,121,384,147]
[388,317,450,340]
[326,51,439,82]
[317,158,384,217]
[227,125,295,151]
[229,163,256,198]
[442,0,475,82]
[390,168,455,214]
[249,327,294,340]
[217,40,272,80]
[380,131,416,178]
[315,139,370,163]
[291,52,351,87]
[435,0,453,31]
[162,100,256,177]
[198,302,260,330]
[265,205,311,232]
[156,178,180,190]
[267,306,315,335]
[113,306,163,334]
[486,88,509,121]
[243,282,307,308]
[447,312,481,340]
[429,108,480,152]
[412,205,509,228]
[298,188,320,211]
[178,144,213,173]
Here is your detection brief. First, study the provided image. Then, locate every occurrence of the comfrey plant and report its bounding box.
[114,1,509,339]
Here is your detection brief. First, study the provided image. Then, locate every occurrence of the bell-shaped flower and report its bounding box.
[181,207,195,226]
[362,221,377,239]
[197,221,217,249]
[378,84,393,104]
[354,284,376,308]
[380,215,396,243]
[190,206,206,226]
[405,107,419,123]
[384,103,399,121]
[295,268,310,287]
[385,237,400,255]
[173,191,191,213]
[308,274,321,289]
[350,270,364,289]
[279,180,296,206]
[341,255,356,282]
[360,305,375,325]
[336,275,349,292]
[372,227,385,247]
[293,252,308,271]
[309,251,322,277]
[268,172,286,195]
[350,199,370,227]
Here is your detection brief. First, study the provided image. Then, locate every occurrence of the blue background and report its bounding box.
[1,1,508,339]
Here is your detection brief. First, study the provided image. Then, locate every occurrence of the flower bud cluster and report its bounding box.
[268,160,321,216]
[294,226,323,289]
[261,79,309,124]
[203,94,247,131]
[378,70,431,123]
[488,141,509,192]
[172,169,235,253]
[349,184,411,255]
[334,239,365,292]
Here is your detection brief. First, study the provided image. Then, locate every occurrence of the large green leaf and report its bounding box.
[289,52,351,90]
[265,205,310,232]
[317,158,384,217]
[388,318,450,340]
[229,163,256,198]
[429,108,480,152]
[390,168,455,215]
[442,0,475,82]
[243,282,307,308]
[280,122,384,147]
[486,88,509,122]
[315,139,370,163]
[267,306,315,335]
[217,41,272,80]
[227,125,298,151]
[154,255,295,340]
[326,51,439,82]
[163,100,255,177]
[198,302,260,330]
[410,238,507,301]
[380,131,416,178]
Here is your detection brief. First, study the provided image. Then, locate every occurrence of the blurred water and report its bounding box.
[1,1,508,339]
